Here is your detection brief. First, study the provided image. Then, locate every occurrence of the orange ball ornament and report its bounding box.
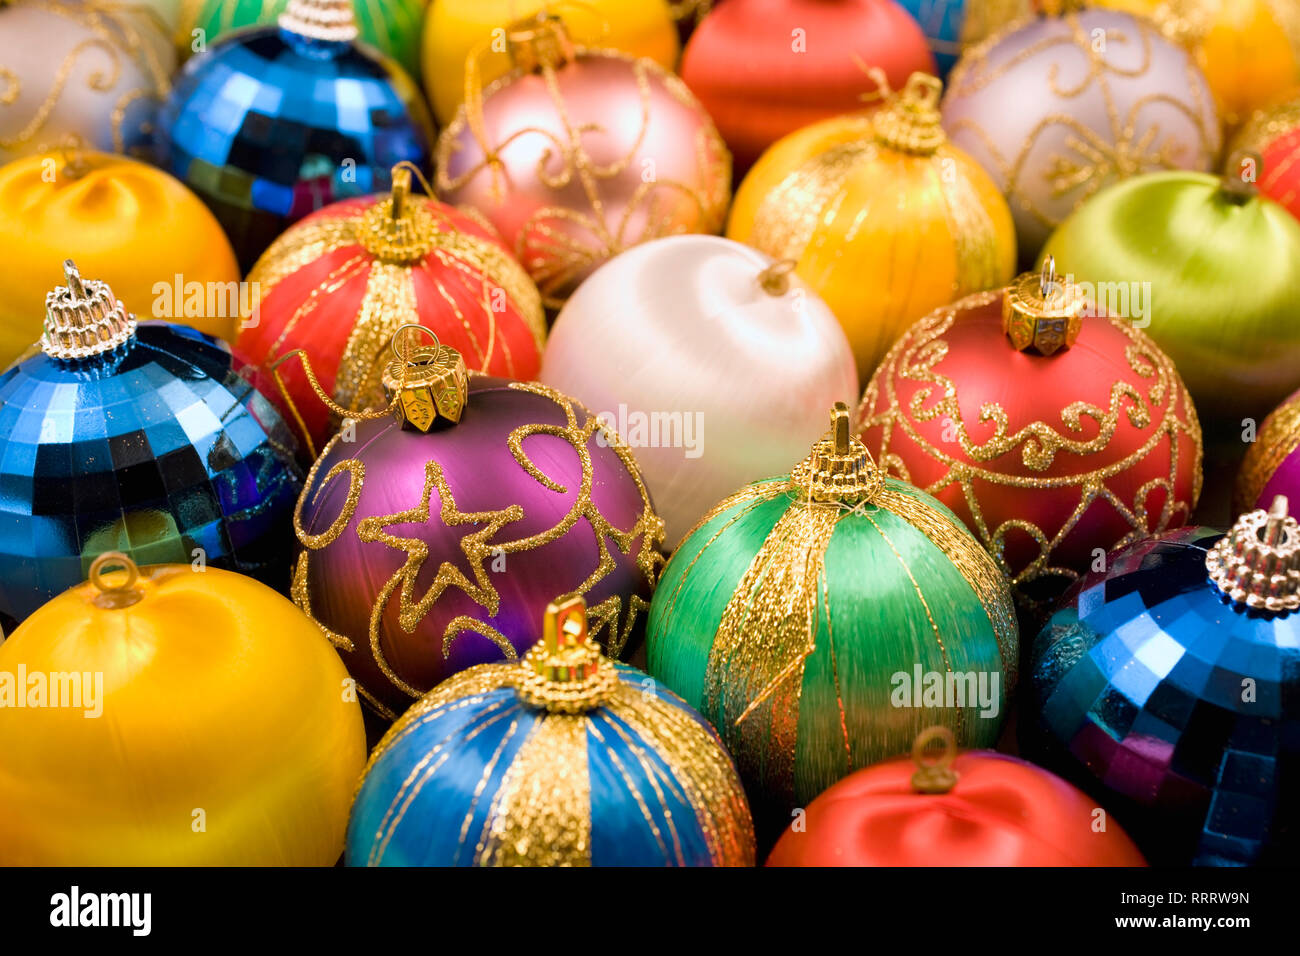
[728,72,1017,382]
[767,727,1148,866]
[236,167,545,453]
[0,149,240,366]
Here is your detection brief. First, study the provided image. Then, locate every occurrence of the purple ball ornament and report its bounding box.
[288,327,666,720]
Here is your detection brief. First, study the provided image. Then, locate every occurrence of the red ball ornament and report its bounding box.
[767,727,1147,866]
[1229,96,1300,223]
[236,167,545,453]
[681,0,935,170]
[857,262,1202,604]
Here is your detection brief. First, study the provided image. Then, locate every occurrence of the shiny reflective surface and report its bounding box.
[156,26,433,268]
[1031,526,1300,865]
[0,322,302,624]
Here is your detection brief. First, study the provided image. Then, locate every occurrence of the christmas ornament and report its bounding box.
[1097,0,1300,128]
[897,0,1034,76]
[647,403,1018,834]
[1228,93,1300,221]
[236,165,545,453]
[290,328,665,720]
[768,726,1146,865]
[0,262,302,626]
[422,0,679,126]
[541,236,859,547]
[175,0,428,80]
[0,149,240,367]
[156,0,435,269]
[681,0,935,171]
[347,594,755,866]
[1031,497,1300,865]
[435,12,729,308]
[941,3,1221,258]
[857,262,1202,603]
[0,553,366,865]
[0,0,174,164]
[728,71,1017,381]
[1039,165,1300,429]
[1236,389,1300,514]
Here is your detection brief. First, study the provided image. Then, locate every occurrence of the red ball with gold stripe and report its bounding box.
[856,259,1203,609]
[1229,95,1300,223]
[236,165,546,453]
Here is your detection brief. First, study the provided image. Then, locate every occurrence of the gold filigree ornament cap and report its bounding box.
[873,72,947,156]
[42,260,137,361]
[516,594,619,714]
[505,11,577,74]
[1002,256,1088,356]
[357,165,439,263]
[791,402,886,504]
[1206,495,1300,614]
[278,0,360,42]
[380,324,469,433]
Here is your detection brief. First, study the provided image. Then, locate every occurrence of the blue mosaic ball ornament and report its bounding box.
[0,261,303,626]
[155,0,434,269]
[347,596,756,867]
[1030,497,1300,866]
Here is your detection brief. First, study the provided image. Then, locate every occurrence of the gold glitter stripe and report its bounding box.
[479,713,591,866]
[748,141,875,262]
[936,146,1004,295]
[702,500,841,807]
[873,486,1019,685]
[335,260,418,412]
[247,216,363,299]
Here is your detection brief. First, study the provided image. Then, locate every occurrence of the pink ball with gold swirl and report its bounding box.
[435,29,730,308]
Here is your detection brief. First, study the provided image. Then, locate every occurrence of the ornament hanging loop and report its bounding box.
[382,325,469,433]
[517,594,618,713]
[390,323,441,364]
[88,551,144,610]
[757,258,798,296]
[910,725,960,794]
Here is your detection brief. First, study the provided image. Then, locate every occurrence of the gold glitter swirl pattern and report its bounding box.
[293,381,666,714]
[856,289,1203,590]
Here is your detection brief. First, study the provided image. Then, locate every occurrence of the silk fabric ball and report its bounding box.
[941,8,1221,258]
[422,0,678,126]
[1236,389,1300,514]
[436,51,730,307]
[0,0,174,164]
[347,660,754,866]
[539,236,859,547]
[0,151,240,366]
[1039,171,1300,430]
[681,0,935,169]
[292,377,664,720]
[857,287,1203,601]
[1031,525,1300,864]
[0,564,366,865]
[728,110,1017,382]
[767,747,1147,866]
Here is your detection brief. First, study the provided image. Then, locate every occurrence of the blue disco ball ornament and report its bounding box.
[0,261,304,626]
[1030,498,1300,866]
[155,0,433,268]
[897,0,1031,77]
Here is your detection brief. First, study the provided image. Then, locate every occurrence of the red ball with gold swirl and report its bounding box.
[236,166,545,453]
[856,262,1202,605]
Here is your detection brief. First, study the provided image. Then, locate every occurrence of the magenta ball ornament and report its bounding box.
[290,334,666,721]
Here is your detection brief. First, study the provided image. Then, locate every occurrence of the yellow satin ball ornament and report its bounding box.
[0,556,366,866]
[1097,0,1300,128]
[728,72,1016,382]
[422,0,679,125]
[0,150,240,367]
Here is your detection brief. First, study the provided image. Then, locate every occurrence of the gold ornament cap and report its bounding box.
[42,260,137,361]
[791,402,885,503]
[278,0,359,42]
[357,166,438,263]
[910,726,960,794]
[1003,257,1088,355]
[516,594,619,714]
[1206,495,1300,613]
[874,72,946,156]
[505,12,576,73]
[381,325,469,432]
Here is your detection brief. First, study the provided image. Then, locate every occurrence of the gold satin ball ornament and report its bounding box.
[728,72,1017,382]
[0,149,240,366]
[0,555,367,866]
